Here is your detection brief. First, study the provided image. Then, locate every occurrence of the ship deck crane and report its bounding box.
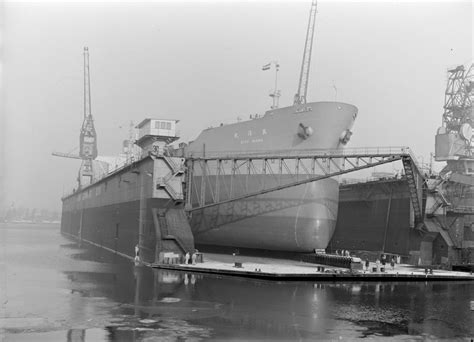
[294,0,318,105]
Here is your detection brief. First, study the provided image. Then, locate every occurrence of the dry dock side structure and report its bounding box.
[331,63,474,268]
[61,119,195,263]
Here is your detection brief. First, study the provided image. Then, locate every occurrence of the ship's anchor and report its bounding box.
[297,123,314,139]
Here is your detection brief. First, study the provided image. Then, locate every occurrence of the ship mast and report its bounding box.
[263,61,281,109]
[294,0,318,105]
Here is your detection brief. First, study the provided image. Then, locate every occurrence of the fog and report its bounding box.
[1,0,472,211]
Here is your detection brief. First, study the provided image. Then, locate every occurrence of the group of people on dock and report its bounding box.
[364,254,401,272]
[334,249,402,272]
[334,249,351,257]
[184,251,199,265]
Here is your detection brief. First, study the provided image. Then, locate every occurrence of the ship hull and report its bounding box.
[186,101,357,252]
[190,175,339,252]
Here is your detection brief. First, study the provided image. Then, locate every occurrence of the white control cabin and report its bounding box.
[136,118,180,156]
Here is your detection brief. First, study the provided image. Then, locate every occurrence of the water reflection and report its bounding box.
[67,329,85,342]
[62,244,474,340]
[2,222,472,341]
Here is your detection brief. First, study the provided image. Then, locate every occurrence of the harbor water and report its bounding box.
[1,223,473,341]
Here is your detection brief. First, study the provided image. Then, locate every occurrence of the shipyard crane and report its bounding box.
[78,46,98,187]
[52,47,98,188]
[435,63,474,162]
[51,151,82,160]
[437,63,474,158]
[293,0,318,105]
[432,62,474,216]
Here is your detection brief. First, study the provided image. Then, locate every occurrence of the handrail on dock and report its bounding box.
[187,146,416,159]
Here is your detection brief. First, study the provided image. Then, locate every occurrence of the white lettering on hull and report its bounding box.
[235,128,268,144]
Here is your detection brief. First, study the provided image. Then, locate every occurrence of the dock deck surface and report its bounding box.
[152,253,474,281]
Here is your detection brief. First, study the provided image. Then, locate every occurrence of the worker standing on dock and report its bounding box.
[185,252,190,265]
[365,259,370,271]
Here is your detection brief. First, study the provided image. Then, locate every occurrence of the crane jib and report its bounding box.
[294,0,318,105]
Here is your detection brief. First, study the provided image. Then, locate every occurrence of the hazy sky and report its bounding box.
[1,0,473,210]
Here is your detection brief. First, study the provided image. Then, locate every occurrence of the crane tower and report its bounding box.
[52,47,98,188]
[78,47,98,187]
[435,63,474,172]
[294,0,318,105]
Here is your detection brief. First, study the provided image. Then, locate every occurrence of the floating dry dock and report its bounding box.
[151,253,474,281]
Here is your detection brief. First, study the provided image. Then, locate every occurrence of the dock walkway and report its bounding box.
[151,253,474,281]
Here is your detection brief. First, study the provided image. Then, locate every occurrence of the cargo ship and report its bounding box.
[186,101,357,252]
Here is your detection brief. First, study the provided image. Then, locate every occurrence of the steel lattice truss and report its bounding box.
[185,147,426,233]
[443,63,474,149]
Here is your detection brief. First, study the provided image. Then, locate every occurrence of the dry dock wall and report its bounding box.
[61,156,194,263]
[329,178,451,265]
[330,179,422,257]
[331,178,473,266]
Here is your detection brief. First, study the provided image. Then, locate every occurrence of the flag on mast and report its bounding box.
[262,63,271,71]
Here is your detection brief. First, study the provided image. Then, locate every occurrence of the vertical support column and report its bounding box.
[381,187,393,253]
[78,208,84,240]
[138,170,146,260]
[152,208,163,263]
[200,160,207,207]
[278,158,283,185]
[246,159,251,194]
[230,159,236,198]
[262,159,267,190]
[185,159,194,209]
[295,158,300,181]
[216,159,221,202]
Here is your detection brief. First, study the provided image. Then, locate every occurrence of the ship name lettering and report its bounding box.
[295,106,312,114]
